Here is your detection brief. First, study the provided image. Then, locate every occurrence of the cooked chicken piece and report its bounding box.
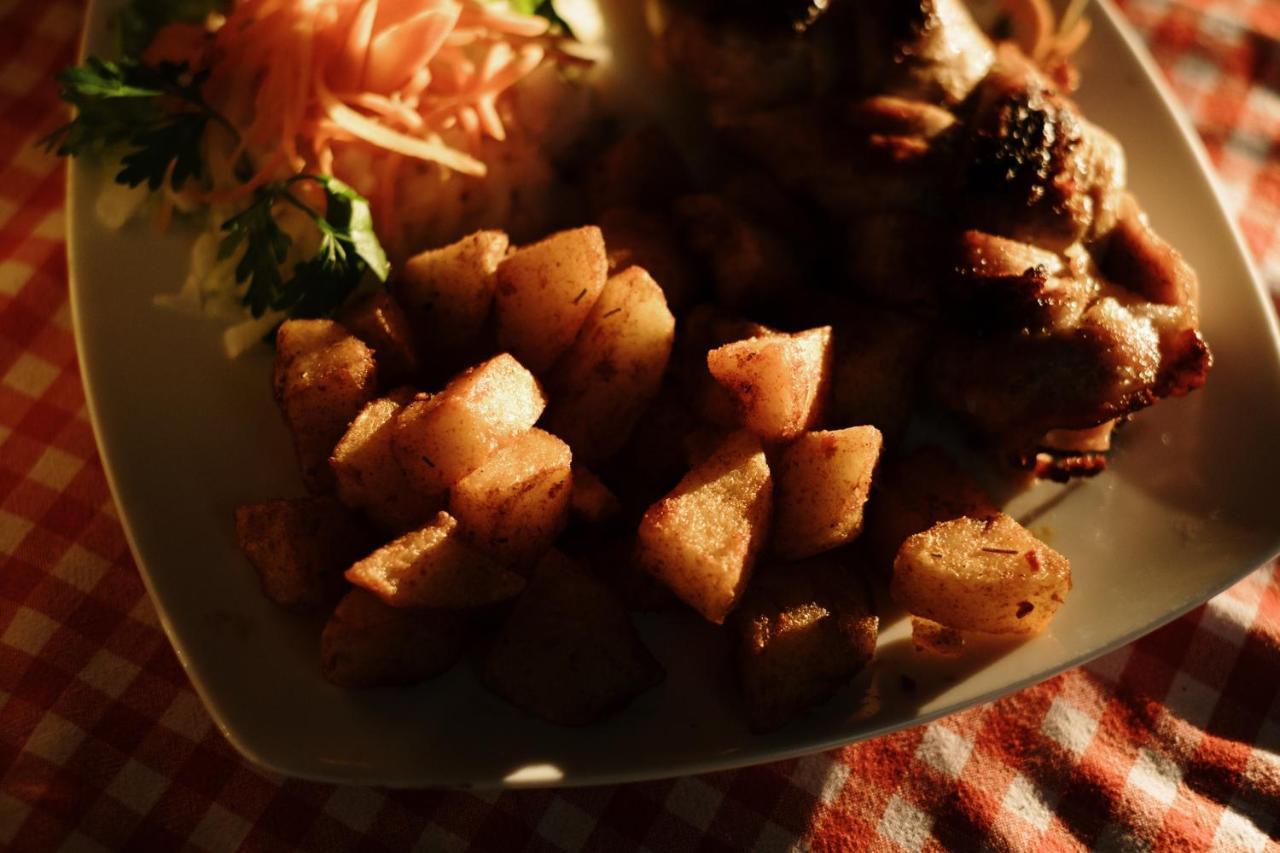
[955,45,1126,251]
[845,0,994,106]
[1096,193,1199,310]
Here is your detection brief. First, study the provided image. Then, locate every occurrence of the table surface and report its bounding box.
[1,0,1278,850]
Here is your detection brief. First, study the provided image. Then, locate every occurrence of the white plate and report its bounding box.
[68,0,1280,787]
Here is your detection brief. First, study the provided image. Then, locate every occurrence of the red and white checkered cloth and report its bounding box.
[1,0,1278,849]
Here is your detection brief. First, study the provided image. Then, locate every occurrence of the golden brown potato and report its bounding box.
[273,320,378,492]
[493,225,608,374]
[829,307,931,440]
[636,431,773,624]
[892,513,1071,635]
[706,326,833,442]
[911,617,965,656]
[480,551,663,725]
[338,290,420,386]
[676,305,775,428]
[392,354,546,493]
[234,497,372,610]
[862,447,997,574]
[320,588,466,688]
[397,230,509,365]
[773,427,883,559]
[735,559,878,731]
[346,511,526,609]
[544,266,676,462]
[600,207,699,310]
[450,428,573,570]
[569,466,622,526]
[330,393,443,532]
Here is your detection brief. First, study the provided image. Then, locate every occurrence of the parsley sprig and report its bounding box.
[219,175,390,319]
[41,57,236,192]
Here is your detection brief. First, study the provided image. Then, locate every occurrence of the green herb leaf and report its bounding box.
[312,175,391,282]
[220,194,292,318]
[508,0,575,38]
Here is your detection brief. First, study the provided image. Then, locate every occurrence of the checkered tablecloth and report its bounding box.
[1,0,1278,849]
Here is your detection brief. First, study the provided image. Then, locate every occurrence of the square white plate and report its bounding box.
[67,0,1280,787]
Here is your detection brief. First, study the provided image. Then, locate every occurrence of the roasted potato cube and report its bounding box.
[773,427,883,559]
[494,225,608,374]
[331,393,443,532]
[273,320,377,492]
[480,551,662,725]
[346,511,525,608]
[911,617,965,656]
[570,466,622,525]
[392,354,546,493]
[338,290,419,385]
[234,497,372,610]
[320,588,466,688]
[830,307,931,439]
[587,126,692,215]
[600,207,698,310]
[676,305,775,428]
[545,266,676,462]
[636,431,773,623]
[450,429,573,569]
[892,513,1071,634]
[863,447,997,574]
[735,559,878,731]
[706,327,833,442]
[397,230,509,360]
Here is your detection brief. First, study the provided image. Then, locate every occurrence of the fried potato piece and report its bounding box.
[320,588,466,688]
[545,266,676,462]
[892,513,1071,634]
[338,290,419,386]
[636,431,773,624]
[706,327,833,442]
[600,207,698,310]
[397,230,509,361]
[273,320,377,492]
[677,305,775,428]
[830,307,931,440]
[863,447,997,574]
[494,225,608,374]
[735,559,878,731]
[346,511,525,609]
[450,428,572,570]
[331,392,443,532]
[234,497,372,610]
[392,354,546,493]
[480,551,663,725]
[569,466,622,526]
[773,427,883,559]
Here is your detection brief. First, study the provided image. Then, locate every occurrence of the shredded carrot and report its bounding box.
[147,0,574,226]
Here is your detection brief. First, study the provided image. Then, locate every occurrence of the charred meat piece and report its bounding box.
[956,45,1125,251]
[1095,193,1199,310]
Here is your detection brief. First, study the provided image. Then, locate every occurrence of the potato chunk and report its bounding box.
[773,427,883,559]
[273,320,377,492]
[392,354,546,493]
[707,327,833,442]
[397,230,508,361]
[863,447,997,574]
[331,393,443,532]
[494,226,608,374]
[569,466,622,526]
[450,429,573,569]
[480,551,662,725]
[346,512,525,609]
[735,560,878,731]
[234,497,372,610]
[636,431,773,624]
[545,266,676,462]
[892,513,1071,634]
[320,588,465,688]
[338,290,419,385]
